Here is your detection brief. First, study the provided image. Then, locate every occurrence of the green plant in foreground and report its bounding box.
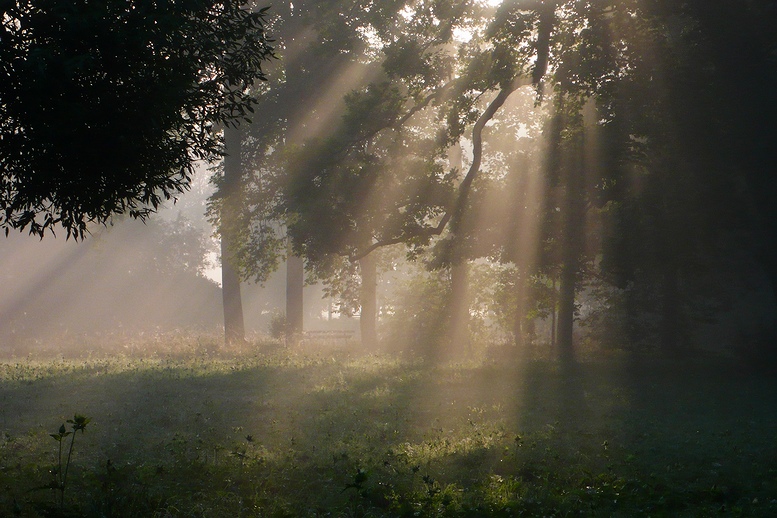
[343,468,369,496]
[49,415,91,507]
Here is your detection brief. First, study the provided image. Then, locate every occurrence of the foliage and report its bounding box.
[382,260,537,352]
[382,268,452,353]
[0,0,274,238]
[267,311,288,340]
[46,415,91,508]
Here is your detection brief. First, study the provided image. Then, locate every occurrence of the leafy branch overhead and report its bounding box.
[0,0,275,238]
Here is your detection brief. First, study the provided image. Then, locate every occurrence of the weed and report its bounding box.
[343,467,369,496]
[48,414,91,508]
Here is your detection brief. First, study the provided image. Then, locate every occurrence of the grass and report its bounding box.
[1,334,776,516]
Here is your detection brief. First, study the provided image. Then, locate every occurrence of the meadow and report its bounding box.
[1,334,776,517]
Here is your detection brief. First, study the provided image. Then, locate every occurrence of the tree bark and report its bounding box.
[221,244,245,345]
[556,259,577,361]
[448,260,470,355]
[359,253,377,349]
[659,260,681,354]
[512,275,527,348]
[285,253,304,343]
[550,276,557,347]
[556,126,586,362]
[221,125,246,345]
[446,142,470,355]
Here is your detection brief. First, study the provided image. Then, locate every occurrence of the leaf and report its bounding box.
[68,414,91,432]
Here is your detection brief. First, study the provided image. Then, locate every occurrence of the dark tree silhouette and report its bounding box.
[0,0,274,238]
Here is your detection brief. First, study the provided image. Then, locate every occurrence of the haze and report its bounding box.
[1,1,776,516]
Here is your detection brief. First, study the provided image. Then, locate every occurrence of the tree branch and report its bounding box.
[351,75,530,260]
[394,80,456,128]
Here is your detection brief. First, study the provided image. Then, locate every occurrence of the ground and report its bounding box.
[1,335,776,516]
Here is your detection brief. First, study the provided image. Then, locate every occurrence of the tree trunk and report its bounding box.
[550,276,557,347]
[659,261,681,354]
[556,261,576,362]
[285,253,304,343]
[221,244,245,345]
[556,147,586,362]
[359,253,377,349]
[446,141,470,355]
[448,260,470,355]
[512,275,526,348]
[221,125,245,345]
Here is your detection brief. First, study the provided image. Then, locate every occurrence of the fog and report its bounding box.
[2,1,777,515]
[0,184,349,356]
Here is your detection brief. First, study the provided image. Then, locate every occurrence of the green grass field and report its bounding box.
[1,336,776,517]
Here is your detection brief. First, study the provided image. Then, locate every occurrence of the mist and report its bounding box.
[2,0,777,516]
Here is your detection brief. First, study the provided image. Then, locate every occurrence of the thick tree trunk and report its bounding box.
[359,253,377,349]
[556,162,583,362]
[659,261,681,354]
[286,254,304,343]
[221,125,245,345]
[221,242,245,345]
[556,139,586,362]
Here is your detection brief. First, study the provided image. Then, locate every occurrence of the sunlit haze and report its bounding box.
[2,1,776,515]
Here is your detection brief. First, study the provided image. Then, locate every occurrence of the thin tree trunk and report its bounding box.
[512,275,526,348]
[221,125,245,345]
[448,260,470,354]
[556,260,576,362]
[285,253,304,343]
[359,253,377,349]
[446,141,470,355]
[550,276,557,347]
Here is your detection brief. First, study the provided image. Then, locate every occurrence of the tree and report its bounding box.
[0,0,274,238]
[219,125,247,344]
[209,0,377,342]
[215,0,419,347]
[587,1,777,355]
[359,252,378,349]
[231,0,777,360]
[273,1,560,358]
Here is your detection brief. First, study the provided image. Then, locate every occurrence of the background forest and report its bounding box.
[5,0,776,363]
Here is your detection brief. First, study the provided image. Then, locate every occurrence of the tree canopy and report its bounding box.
[0,0,274,238]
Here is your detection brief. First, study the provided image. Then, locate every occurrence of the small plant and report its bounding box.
[49,414,91,507]
[268,312,288,340]
[343,468,369,497]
